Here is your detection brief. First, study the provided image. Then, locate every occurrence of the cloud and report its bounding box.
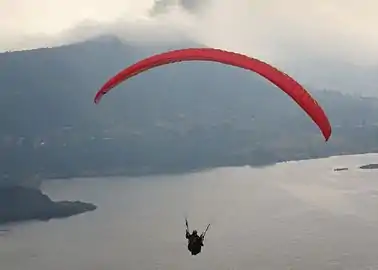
[149,0,209,15]
[194,1,378,62]
[2,0,378,62]
[1,0,378,95]
[149,0,176,16]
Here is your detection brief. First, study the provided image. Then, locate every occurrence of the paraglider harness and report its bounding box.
[185,218,210,255]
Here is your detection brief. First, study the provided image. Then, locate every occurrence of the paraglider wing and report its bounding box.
[94,48,332,141]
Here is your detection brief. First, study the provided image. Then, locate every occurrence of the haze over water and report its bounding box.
[1,154,378,270]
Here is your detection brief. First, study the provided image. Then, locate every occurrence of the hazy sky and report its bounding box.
[1,0,377,95]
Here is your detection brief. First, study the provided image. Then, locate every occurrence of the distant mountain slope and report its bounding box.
[1,35,378,184]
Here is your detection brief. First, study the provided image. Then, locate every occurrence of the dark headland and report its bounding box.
[0,186,96,224]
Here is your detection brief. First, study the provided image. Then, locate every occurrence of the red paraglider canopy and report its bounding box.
[94,48,332,141]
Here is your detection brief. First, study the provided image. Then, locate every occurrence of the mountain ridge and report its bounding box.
[1,35,378,185]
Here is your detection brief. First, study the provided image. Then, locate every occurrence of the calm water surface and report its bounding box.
[1,154,378,269]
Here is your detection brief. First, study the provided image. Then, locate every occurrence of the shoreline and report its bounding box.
[42,151,378,182]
